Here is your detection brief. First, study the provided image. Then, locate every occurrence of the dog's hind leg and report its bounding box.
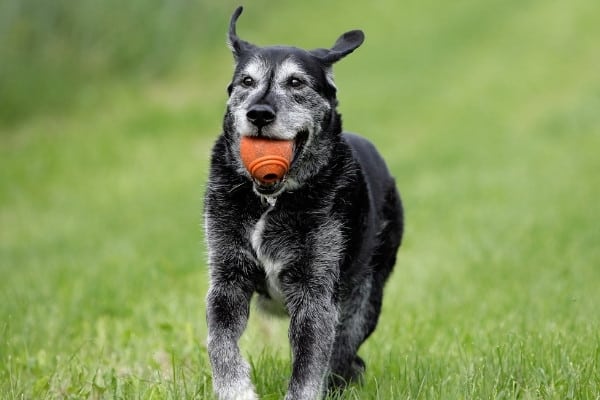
[328,186,403,390]
[327,278,376,389]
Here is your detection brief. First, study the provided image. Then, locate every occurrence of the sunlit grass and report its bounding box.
[1,0,600,398]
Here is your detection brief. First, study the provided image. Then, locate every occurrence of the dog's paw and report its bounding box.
[328,356,366,390]
[232,387,258,400]
[217,386,258,400]
[351,355,366,377]
[214,378,258,400]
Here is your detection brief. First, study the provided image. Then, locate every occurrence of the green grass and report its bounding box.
[1,0,600,398]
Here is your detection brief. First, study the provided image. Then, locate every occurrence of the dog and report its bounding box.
[204,7,403,400]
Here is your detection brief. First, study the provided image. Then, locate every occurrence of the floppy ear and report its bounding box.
[227,6,257,61]
[310,30,365,65]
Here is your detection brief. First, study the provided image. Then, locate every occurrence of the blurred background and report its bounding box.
[1,0,230,123]
[1,0,599,398]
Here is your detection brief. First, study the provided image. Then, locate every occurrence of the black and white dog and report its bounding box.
[204,7,403,400]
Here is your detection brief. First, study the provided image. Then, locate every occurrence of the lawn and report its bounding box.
[1,0,599,398]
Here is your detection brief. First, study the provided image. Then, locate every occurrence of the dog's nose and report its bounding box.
[246,105,276,128]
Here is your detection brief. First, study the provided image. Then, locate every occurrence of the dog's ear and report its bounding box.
[227,6,256,61]
[310,30,365,65]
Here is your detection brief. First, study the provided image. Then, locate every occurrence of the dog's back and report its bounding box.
[343,131,397,231]
[340,131,403,280]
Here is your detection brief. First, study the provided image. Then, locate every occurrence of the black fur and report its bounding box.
[204,7,403,400]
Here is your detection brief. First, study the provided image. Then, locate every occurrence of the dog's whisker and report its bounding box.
[228,182,245,193]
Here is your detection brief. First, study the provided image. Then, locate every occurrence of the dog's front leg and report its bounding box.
[206,279,256,400]
[283,279,338,400]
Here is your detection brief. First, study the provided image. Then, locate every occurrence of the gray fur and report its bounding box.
[205,7,403,400]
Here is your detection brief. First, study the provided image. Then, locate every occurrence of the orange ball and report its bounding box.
[239,136,294,185]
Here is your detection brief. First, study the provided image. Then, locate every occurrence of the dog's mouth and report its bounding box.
[290,129,309,168]
[248,130,309,195]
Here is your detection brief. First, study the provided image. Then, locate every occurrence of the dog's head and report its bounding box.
[222,6,364,197]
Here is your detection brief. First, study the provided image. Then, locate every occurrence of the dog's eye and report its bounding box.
[241,76,254,87]
[288,78,304,88]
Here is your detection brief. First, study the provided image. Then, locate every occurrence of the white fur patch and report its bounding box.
[250,209,268,253]
[243,56,270,83]
[251,205,286,304]
[325,66,337,91]
[274,58,312,86]
[215,381,257,400]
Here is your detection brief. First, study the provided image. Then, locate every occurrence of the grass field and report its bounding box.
[1,0,600,398]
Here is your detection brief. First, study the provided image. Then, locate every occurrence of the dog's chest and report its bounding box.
[250,204,288,303]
